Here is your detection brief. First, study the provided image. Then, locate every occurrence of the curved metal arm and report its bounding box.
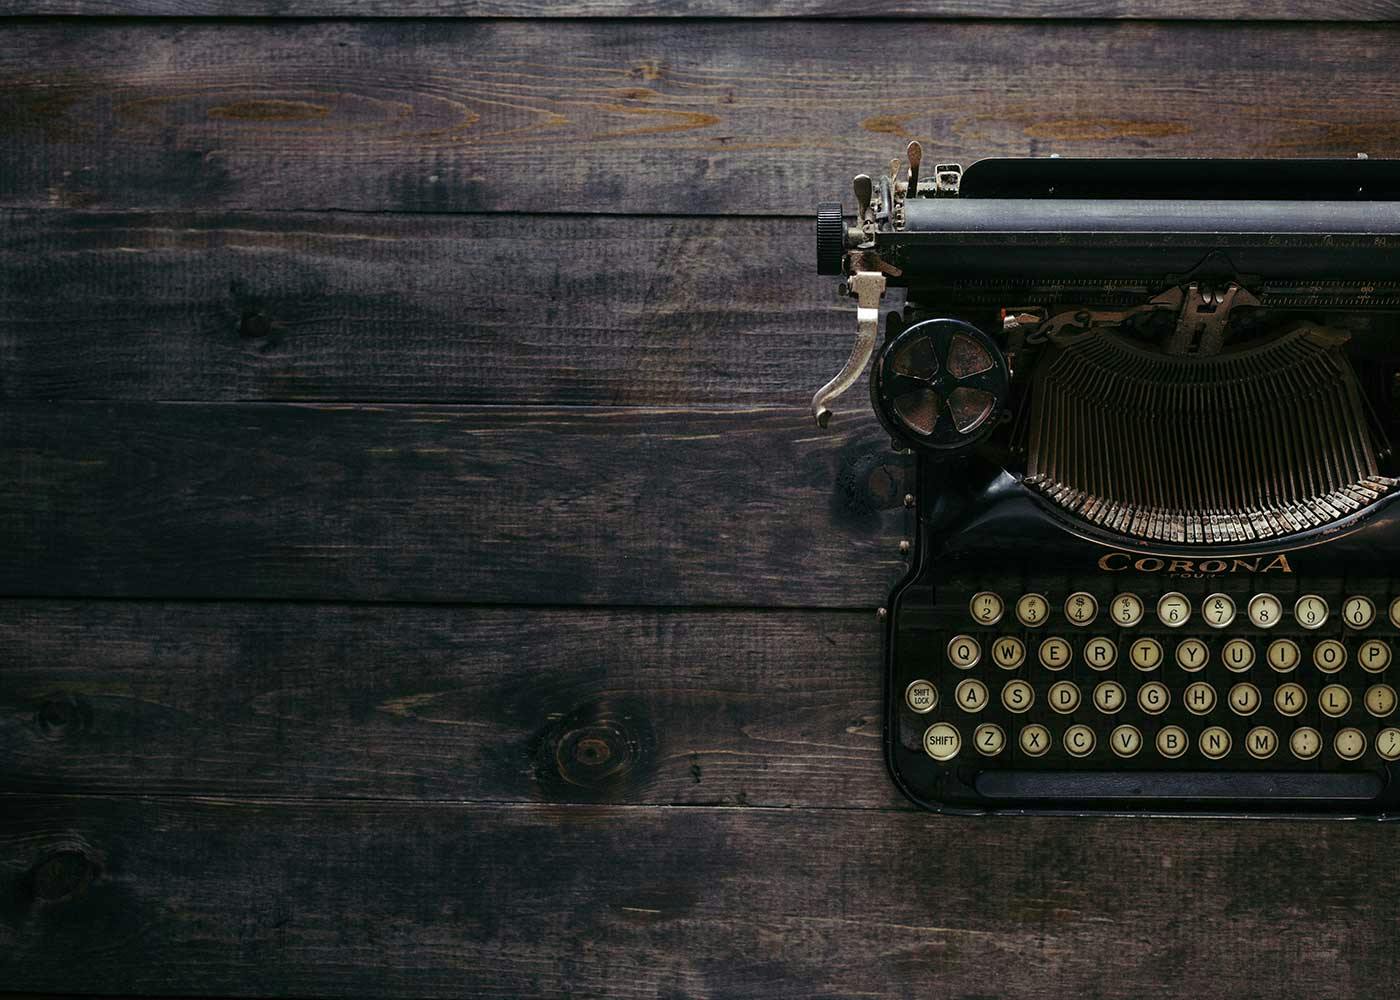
[812,271,887,427]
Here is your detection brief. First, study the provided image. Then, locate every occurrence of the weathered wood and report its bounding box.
[5,20,1400,214]
[0,402,911,605]
[2,795,1397,998]
[0,211,849,405]
[4,0,1399,18]
[0,601,893,807]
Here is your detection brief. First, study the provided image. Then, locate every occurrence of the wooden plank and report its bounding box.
[2,795,1398,997]
[0,601,894,808]
[0,211,848,405]
[5,20,1400,215]
[4,0,1400,19]
[0,402,912,605]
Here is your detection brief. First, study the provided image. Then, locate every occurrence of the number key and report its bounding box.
[1064,591,1098,626]
[969,591,1004,625]
[1111,593,1144,627]
[1294,594,1328,630]
[1016,593,1049,627]
[1202,593,1236,628]
[1157,592,1191,627]
[1248,593,1282,629]
[1343,595,1375,629]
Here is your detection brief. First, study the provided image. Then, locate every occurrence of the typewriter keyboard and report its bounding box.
[902,588,1400,769]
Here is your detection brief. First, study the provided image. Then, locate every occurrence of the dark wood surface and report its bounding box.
[6,20,1400,215]
[0,403,910,605]
[3,6,1400,1000]
[3,795,1398,999]
[4,0,1400,18]
[0,601,892,805]
[0,211,847,405]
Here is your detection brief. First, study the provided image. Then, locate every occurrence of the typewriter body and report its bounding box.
[814,147,1400,817]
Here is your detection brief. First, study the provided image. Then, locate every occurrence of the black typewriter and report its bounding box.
[814,145,1400,817]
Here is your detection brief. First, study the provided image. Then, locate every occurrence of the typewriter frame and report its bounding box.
[882,462,1400,819]
[819,153,1400,819]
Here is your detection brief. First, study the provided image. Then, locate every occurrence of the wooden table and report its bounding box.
[2,5,1399,997]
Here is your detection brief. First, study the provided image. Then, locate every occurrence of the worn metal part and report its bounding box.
[812,270,887,427]
[1163,282,1261,356]
[1021,321,1396,543]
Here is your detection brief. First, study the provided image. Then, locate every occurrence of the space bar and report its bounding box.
[975,770,1384,801]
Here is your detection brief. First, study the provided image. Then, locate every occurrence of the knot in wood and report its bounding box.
[834,448,911,519]
[535,699,655,802]
[30,849,96,902]
[36,693,89,740]
[556,720,632,788]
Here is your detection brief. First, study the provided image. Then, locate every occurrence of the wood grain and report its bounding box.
[0,402,912,605]
[0,601,894,807]
[5,20,1400,215]
[2,794,1397,999]
[0,211,849,405]
[5,0,1400,18]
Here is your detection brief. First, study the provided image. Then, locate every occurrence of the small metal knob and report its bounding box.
[816,202,845,276]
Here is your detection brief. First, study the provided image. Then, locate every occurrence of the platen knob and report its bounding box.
[872,318,1009,454]
[816,202,846,276]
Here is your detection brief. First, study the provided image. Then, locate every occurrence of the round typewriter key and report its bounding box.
[1184,681,1217,716]
[923,722,961,761]
[1274,682,1307,717]
[947,634,981,669]
[1365,683,1396,718]
[1064,591,1098,626]
[1129,637,1163,672]
[1156,725,1188,759]
[1137,681,1170,715]
[969,591,1004,625]
[1245,725,1278,760]
[1175,638,1209,673]
[1157,592,1191,628]
[1200,726,1231,760]
[1360,639,1391,673]
[1334,727,1367,761]
[1063,724,1095,757]
[1248,593,1283,629]
[974,723,1006,757]
[1016,593,1050,628]
[1228,682,1261,716]
[1289,726,1322,760]
[1391,597,1400,630]
[992,636,1026,670]
[1320,683,1351,718]
[1223,638,1255,673]
[1294,594,1328,630]
[1093,680,1126,714]
[1038,636,1072,671]
[1001,679,1035,714]
[905,679,938,714]
[1048,680,1081,714]
[1343,595,1376,630]
[1111,593,1144,627]
[1266,638,1300,673]
[955,678,990,713]
[1378,727,1400,761]
[1083,636,1117,671]
[1109,724,1142,758]
[1313,639,1347,674]
[1019,723,1051,757]
[1202,593,1236,629]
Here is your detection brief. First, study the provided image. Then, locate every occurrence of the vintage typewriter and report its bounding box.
[814,145,1400,816]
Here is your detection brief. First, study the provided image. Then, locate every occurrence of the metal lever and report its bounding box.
[906,140,922,195]
[812,270,887,427]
